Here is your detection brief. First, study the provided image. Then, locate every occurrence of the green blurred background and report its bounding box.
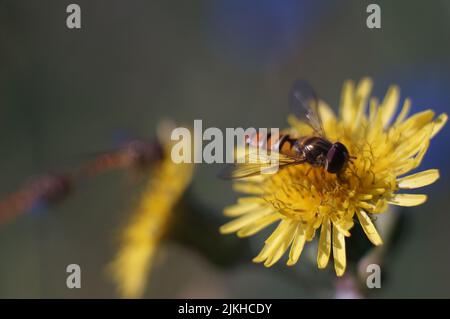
[0,0,449,298]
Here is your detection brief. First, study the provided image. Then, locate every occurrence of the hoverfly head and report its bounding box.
[325,142,349,174]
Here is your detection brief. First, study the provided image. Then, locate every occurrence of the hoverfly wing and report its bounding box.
[289,79,326,137]
[219,150,305,180]
[218,163,272,180]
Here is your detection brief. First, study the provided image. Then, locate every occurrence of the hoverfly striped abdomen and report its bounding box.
[245,131,298,156]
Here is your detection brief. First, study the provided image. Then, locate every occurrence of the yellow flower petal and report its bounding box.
[237,197,266,204]
[393,124,433,161]
[332,225,346,277]
[237,213,280,237]
[330,215,351,237]
[399,110,435,137]
[380,85,400,127]
[233,182,263,194]
[318,101,337,128]
[348,78,372,132]
[389,194,427,207]
[356,210,383,246]
[220,206,274,234]
[356,77,373,101]
[340,80,355,125]
[394,140,430,175]
[287,224,306,266]
[224,201,263,217]
[287,114,314,135]
[252,245,270,263]
[397,169,440,189]
[252,220,295,265]
[431,113,448,138]
[263,222,297,267]
[317,217,331,269]
[368,96,379,124]
[394,98,411,125]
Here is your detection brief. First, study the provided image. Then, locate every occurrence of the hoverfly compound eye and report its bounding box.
[326,142,349,174]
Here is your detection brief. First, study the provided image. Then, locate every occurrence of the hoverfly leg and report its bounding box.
[337,171,348,184]
[305,166,313,177]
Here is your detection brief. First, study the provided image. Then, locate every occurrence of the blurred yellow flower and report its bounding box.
[220,78,447,276]
[108,124,194,298]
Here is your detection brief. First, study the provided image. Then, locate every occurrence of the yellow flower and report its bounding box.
[220,78,447,276]
[108,123,194,298]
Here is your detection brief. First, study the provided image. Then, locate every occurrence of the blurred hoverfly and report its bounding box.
[81,139,164,178]
[0,131,166,226]
[0,173,72,225]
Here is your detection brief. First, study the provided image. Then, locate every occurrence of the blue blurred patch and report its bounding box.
[29,199,48,216]
[207,0,331,70]
[376,66,450,190]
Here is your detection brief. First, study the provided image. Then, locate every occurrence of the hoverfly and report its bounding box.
[0,173,73,225]
[221,80,351,179]
[81,139,164,178]
[0,138,164,226]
